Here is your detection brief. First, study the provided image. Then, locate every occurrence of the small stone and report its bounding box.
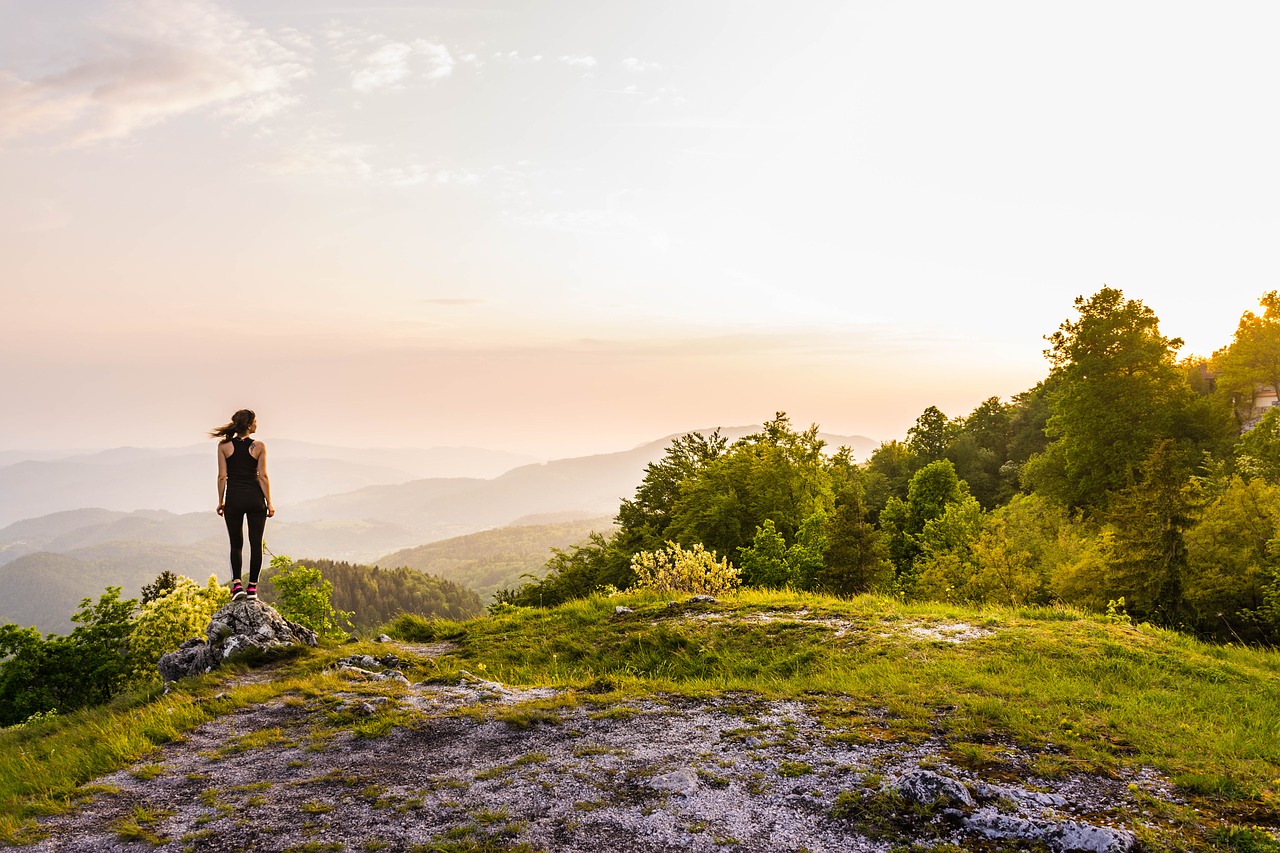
[687,595,717,604]
[376,634,393,643]
[649,767,699,797]
[894,769,976,809]
[615,606,634,615]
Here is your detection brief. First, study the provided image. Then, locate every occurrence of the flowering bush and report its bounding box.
[630,541,740,596]
[127,575,229,684]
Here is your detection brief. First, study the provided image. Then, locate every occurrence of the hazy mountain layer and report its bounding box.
[0,545,225,634]
[376,517,617,600]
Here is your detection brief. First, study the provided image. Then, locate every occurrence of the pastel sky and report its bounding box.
[3,1,1278,458]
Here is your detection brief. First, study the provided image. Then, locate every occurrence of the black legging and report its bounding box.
[224,504,268,584]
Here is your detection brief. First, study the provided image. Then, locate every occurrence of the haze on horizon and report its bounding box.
[3,1,1278,459]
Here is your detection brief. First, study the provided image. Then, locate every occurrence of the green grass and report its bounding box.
[111,804,175,846]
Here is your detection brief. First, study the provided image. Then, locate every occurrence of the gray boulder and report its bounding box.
[893,769,976,809]
[966,810,1137,853]
[158,599,318,681]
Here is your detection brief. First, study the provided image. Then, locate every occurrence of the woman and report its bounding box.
[211,409,275,600]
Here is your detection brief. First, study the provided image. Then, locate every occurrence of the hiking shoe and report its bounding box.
[231,581,245,600]
[246,583,258,601]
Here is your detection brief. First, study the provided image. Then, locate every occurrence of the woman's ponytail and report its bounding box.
[209,409,256,442]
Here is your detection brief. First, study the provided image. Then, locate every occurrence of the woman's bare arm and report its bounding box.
[216,443,228,515]
[255,442,275,517]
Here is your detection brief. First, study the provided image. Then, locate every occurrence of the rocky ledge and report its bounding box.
[157,600,318,681]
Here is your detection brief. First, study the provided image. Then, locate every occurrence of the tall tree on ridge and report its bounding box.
[1026,287,1192,513]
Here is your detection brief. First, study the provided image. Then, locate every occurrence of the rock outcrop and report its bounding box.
[158,599,318,681]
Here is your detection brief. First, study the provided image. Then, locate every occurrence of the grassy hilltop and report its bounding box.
[3,590,1280,851]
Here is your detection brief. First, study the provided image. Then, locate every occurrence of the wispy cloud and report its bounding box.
[351,41,413,92]
[491,51,543,64]
[350,38,454,92]
[558,55,597,70]
[621,57,662,73]
[0,0,309,146]
[263,133,517,191]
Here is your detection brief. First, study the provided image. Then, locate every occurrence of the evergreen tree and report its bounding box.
[1103,441,1199,626]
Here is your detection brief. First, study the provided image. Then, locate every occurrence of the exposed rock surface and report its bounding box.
[16,669,1178,853]
[966,810,1137,852]
[157,600,318,681]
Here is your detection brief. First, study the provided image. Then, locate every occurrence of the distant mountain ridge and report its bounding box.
[0,441,536,528]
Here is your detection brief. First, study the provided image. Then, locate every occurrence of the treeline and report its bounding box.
[258,559,484,628]
[501,287,1280,645]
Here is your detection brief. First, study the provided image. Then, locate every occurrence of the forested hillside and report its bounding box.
[257,558,484,628]
[0,545,225,634]
[377,517,616,600]
[506,288,1280,645]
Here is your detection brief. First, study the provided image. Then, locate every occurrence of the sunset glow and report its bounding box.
[3,1,1278,456]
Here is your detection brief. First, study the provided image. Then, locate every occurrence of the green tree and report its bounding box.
[738,519,790,588]
[817,498,892,596]
[0,588,137,727]
[1102,440,1199,626]
[1184,476,1280,641]
[268,556,353,639]
[1006,378,1057,470]
[1028,287,1195,513]
[614,430,727,555]
[1235,407,1280,484]
[1213,291,1280,423]
[667,414,835,557]
[912,495,984,603]
[947,397,1016,509]
[863,440,916,517]
[906,406,958,464]
[880,460,969,592]
[141,570,179,605]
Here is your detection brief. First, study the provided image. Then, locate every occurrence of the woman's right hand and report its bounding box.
[217,503,225,516]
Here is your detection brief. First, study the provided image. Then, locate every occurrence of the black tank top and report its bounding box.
[224,437,264,504]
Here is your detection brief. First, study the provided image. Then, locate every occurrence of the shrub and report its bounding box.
[630,542,740,596]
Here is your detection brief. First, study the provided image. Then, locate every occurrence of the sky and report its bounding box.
[2,1,1279,459]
